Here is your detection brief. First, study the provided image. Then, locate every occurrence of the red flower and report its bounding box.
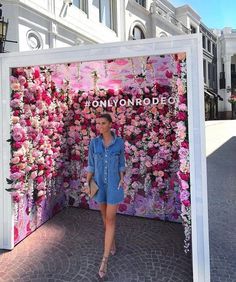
[181,141,189,149]
[182,200,191,207]
[177,112,187,121]
[26,119,31,126]
[14,226,19,241]
[179,96,187,104]
[11,165,20,173]
[118,203,127,212]
[36,176,44,184]
[179,172,190,181]
[12,142,23,149]
[165,70,173,78]
[137,107,144,114]
[13,110,20,116]
[124,196,131,204]
[34,69,40,79]
[107,89,115,96]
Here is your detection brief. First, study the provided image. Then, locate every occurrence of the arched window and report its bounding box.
[132,26,145,40]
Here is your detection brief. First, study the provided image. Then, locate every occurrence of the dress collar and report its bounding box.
[100,130,117,147]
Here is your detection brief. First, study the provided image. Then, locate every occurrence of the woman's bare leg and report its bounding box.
[99,203,116,252]
[99,203,107,228]
[103,204,118,257]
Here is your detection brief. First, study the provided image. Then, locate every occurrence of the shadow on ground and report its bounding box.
[207,137,236,282]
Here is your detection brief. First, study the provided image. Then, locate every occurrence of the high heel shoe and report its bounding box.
[98,256,108,279]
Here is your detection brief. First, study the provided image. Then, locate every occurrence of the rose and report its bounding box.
[180,190,190,201]
[11,157,20,164]
[36,176,44,183]
[12,131,26,142]
[177,112,187,121]
[12,192,21,203]
[11,82,21,91]
[182,200,190,207]
[10,172,22,180]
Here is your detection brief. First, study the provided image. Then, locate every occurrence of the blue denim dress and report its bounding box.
[87,131,126,205]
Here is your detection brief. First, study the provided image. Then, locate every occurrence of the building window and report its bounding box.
[73,0,88,13]
[202,35,206,49]
[231,64,236,73]
[207,39,211,53]
[132,26,145,40]
[203,59,206,83]
[212,64,217,89]
[212,43,216,56]
[208,62,213,88]
[99,0,116,31]
[190,25,196,34]
[135,0,146,7]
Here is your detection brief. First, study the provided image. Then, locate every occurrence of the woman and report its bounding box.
[84,113,126,278]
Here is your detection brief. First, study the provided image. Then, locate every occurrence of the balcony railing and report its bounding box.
[152,4,190,34]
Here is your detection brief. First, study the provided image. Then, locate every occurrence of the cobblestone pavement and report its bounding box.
[0,207,192,282]
[2,120,235,282]
[206,120,236,282]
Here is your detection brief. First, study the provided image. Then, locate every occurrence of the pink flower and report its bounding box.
[181,180,189,190]
[12,192,21,203]
[10,99,21,108]
[36,176,44,183]
[30,171,38,179]
[12,125,26,142]
[10,172,22,180]
[180,190,190,201]
[11,82,21,91]
[182,200,191,207]
[179,103,187,111]
[11,157,20,164]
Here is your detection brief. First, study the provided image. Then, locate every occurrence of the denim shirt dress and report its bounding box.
[87,131,126,205]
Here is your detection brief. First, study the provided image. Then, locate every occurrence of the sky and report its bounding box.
[170,0,236,29]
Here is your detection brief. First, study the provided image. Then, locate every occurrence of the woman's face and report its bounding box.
[97,118,111,134]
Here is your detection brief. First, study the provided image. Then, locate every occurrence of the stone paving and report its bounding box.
[206,121,236,282]
[0,207,192,282]
[1,120,236,282]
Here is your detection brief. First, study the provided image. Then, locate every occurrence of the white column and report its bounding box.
[0,57,14,250]
[224,54,232,111]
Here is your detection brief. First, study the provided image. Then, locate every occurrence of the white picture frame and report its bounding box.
[0,34,210,282]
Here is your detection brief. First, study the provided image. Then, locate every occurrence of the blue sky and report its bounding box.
[170,0,236,29]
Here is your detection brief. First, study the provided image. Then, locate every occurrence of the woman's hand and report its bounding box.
[81,182,90,196]
[118,179,124,190]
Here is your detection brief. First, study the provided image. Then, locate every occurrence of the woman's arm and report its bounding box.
[118,139,126,189]
[85,139,95,189]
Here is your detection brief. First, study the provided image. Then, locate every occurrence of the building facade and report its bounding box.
[1,0,232,119]
[200,23,219,120]
[215,28,236,119]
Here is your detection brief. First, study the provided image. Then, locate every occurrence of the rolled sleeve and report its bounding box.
[118,139,126,173]
[87,139,95,173]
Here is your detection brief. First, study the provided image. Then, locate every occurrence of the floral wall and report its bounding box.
[8,53,191,251]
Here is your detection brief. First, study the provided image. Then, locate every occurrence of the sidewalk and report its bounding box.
[0,208,192,281]
[206,120,236,282]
